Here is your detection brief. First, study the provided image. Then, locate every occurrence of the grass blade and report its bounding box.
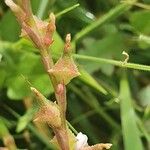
[119,73,144,150]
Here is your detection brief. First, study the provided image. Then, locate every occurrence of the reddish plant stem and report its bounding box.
[53,127,69,150]
[56,84,67,129]
[39,47,69,149]
[40,48,68,124]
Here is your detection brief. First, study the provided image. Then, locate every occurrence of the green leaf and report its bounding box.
[79,68,107,94]
[31,74,53,96]
[78,33,126,75]
[79,33,125,58]
[119,73,144,150]
[1,46,53,100]
[130,10,150,34]
[138,85,150,107]
[0,69,6,89]
[6,74,53,100]
[17,52,43,75]
[7,75,30,100]
[0,10,20,42]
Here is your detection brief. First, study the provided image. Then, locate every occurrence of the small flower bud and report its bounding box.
[50,13,56,25]
[5,0,19,12]
[48,56,80,85]
[43,13,56,48]
[21,23,44,49]
[31,87,61,128]
[64,33,71,54]
[34,103,61,128]
[44,38,54,47]
[48,33,79,85]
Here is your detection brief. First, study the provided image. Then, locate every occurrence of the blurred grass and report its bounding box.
[0,0,150,150]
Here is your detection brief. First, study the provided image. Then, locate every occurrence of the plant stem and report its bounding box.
[56,3,80,18]
[67,121,78,135]
[74,54,150,72]
[53,128,69,150]
[56,84,67,129]
[40,49,54,70]
[40,49,69,150]
[0,119,17,150]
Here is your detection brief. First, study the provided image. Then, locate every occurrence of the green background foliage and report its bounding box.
[0,0,150,149]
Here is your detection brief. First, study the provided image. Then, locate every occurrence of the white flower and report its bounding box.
[75,132,88,150]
